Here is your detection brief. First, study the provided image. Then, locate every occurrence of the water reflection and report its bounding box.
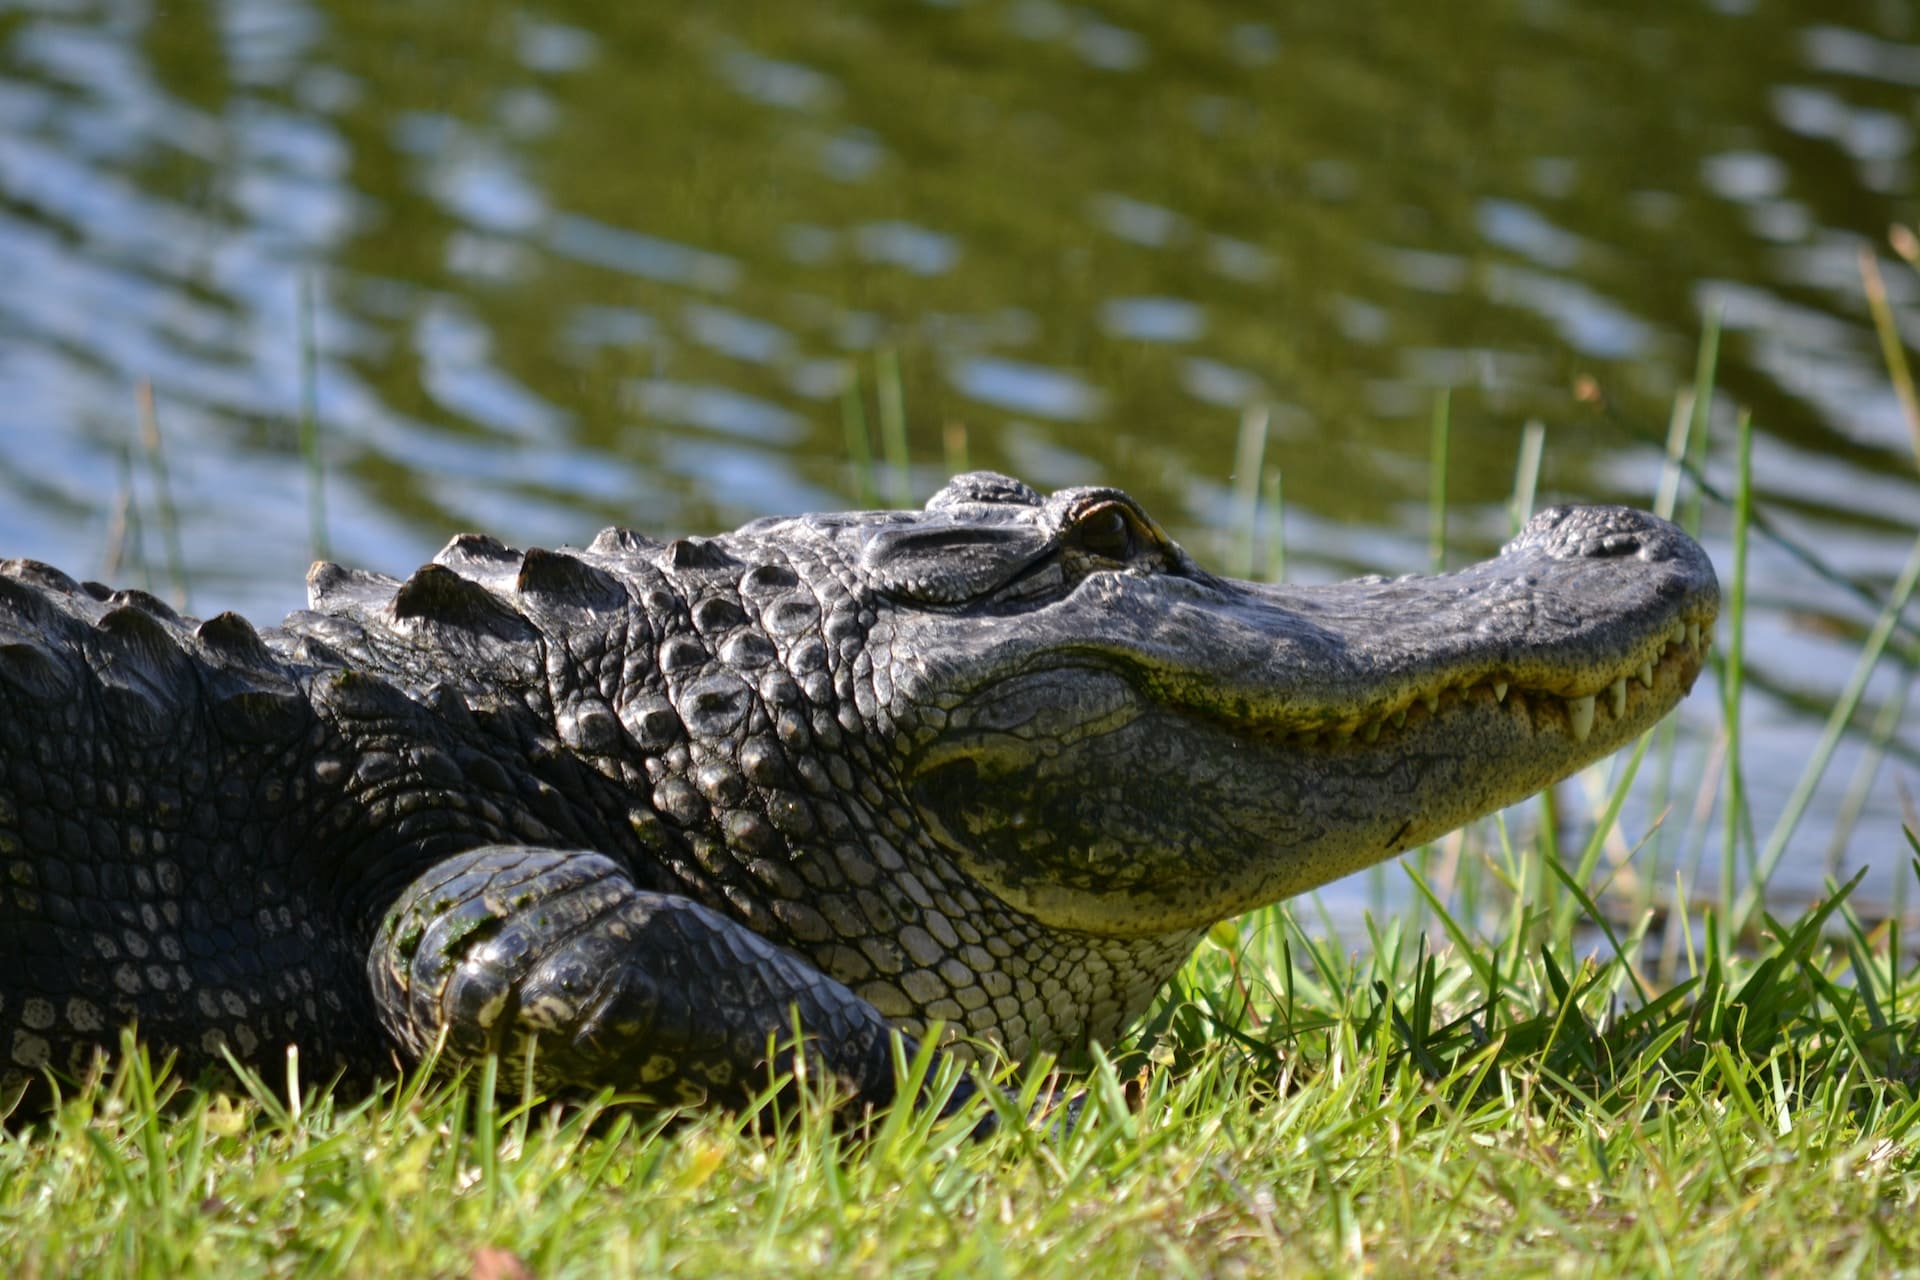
[1,0,1916,907]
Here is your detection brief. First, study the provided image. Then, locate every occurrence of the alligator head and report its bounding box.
[798,471,1718,939]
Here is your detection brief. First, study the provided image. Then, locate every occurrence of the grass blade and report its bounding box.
[876,348,912,507]
[1720,408,1753,915]
[1859,246,1920,469]
[298,273,330,561]
[1509,419,1544,535]
[1428,389,1450,574]
[134,381,189,609]
[1231,404,1269,578]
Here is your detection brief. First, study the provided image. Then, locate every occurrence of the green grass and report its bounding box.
[7,848,1920,1278]
[13,327,1920,1276]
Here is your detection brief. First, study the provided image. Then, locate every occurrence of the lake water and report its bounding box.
[1,0,1916,918]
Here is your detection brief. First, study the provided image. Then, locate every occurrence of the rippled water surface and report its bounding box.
[2,0,1917,909]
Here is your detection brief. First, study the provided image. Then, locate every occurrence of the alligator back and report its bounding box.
[0,559,383,1086]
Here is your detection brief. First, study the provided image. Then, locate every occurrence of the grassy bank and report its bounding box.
[4,844,1920,1277]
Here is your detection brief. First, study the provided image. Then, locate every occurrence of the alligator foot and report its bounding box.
[368,846,974,1117]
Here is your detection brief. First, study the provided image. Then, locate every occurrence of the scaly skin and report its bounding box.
[0,472,1717,1110]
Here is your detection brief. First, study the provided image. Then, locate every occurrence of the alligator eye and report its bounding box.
[1071,506,1135,560]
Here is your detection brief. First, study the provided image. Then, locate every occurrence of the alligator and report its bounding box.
[0,472,1717,1114]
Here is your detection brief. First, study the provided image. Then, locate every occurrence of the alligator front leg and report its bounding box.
[368,847,964,1114]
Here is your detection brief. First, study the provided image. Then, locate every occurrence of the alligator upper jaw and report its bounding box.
[1058,502,1722,745]
[1148,577,1718,754]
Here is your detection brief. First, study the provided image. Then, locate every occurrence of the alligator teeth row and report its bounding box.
[1262,617,1711,749]
[1527,621,1712,744]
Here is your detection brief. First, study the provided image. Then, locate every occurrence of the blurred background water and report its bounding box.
[1,0,1916,920]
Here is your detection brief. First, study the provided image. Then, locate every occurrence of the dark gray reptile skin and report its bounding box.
[0,473,1717,1111]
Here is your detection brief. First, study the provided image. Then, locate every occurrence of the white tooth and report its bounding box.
[1670,621,1686,647]
[1638,662,1655,688]
[1610,678,1627,718]
[1493,681,1509,703]
[1566,694,1595,743]
[1686,622,1701,649]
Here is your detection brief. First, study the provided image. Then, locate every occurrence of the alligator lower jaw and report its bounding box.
[1225,613,1714,753]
